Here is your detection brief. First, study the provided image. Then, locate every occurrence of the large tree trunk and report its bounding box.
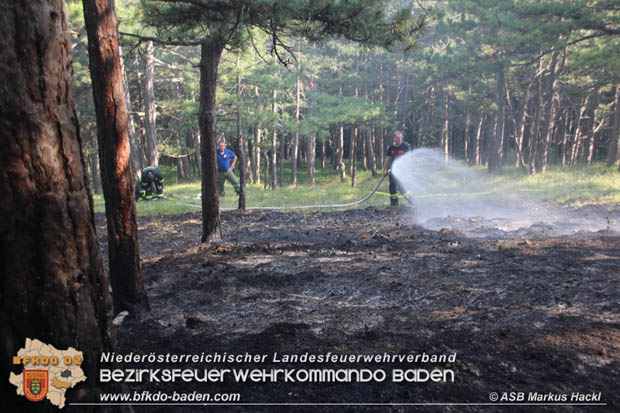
[83,0,148,313]
[144,40,158,166]
[199,42,224,242]
[119,45,142,181]
[0,0,116,408]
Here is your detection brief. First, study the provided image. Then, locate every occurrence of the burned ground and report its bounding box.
[97,206,620,412]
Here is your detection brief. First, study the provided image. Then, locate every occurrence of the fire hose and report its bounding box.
[173,173,389,211]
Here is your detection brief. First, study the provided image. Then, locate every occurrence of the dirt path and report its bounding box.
[98,206,620,412]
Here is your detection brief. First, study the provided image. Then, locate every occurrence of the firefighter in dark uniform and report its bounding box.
[382,131,411,206]
[138,166,165,200]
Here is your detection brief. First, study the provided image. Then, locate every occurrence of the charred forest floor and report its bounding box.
[96,205,620,412]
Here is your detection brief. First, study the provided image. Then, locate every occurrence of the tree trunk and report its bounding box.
[1,1,117,408]
[307,134,316,184]
[252,127,261,184]
[291,47,301,186]
[606,86,620,167]
[530,56,544,173]
[144,40,158,166]
[475,115,484,166]
[199,42,224,242]
[271,90,277,189]
[377,127,384,169]
[366,128,377,176]
[464,110,471,165]
[542,49,564,172]
[91,131,102,194]
[442,92,450,161]
[119,45,142,181]
[489,68,505,173]
[587,110,604,165]
[279,131,284,188]
[336,124,345,181]
[236,56,246,210]
[360,130,367,170]
[176,157,188,180]
[263,150,270,189]
[350,126,357,187]
[570,96,591,165]
[562,113,573,166]
[83,0,148,313]
[517,79,535,169]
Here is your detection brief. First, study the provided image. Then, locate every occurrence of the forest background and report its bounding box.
[66,0,620,212]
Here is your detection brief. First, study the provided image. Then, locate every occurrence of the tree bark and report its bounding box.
[366,127,377,176]
[278,131,284,188]
[271,90,277,189]
[360,130,367,171]
[119,45,142,181]
[1,0,117,408]
[606,86,620,167]
[91,131,102,194]
[350,126,357,187]
[291,46,301,186]
[489,68,505,173]
[541,49,565,172]
[236,56,246,210]
[475,115,484,166]
[336,124,345,181]
[199,42,224,242]
[144,40,158,166]
[82,0,148,313]
[252,127,261,184]
[561,112,573,166]
[442,92,450,161]
[570,95,591,165]
[307,134,316,185]
[587,110,604,165]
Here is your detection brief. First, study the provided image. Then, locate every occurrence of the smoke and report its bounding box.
[390,148,618,238]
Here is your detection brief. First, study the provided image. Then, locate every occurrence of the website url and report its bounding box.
[100,390,241,403]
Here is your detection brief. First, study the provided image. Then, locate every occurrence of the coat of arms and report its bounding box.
[23,370,48,402]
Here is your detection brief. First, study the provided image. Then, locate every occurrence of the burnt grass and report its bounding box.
[97,206,620,412]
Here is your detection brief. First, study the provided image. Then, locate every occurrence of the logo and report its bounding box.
[23,370,49,402]
[9,338,87,409]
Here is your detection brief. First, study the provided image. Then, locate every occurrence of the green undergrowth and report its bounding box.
[488,163,620,206]
[92,160,620,216]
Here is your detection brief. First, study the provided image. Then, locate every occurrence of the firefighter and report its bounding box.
[382,131,411,206]
[137,166,165,200]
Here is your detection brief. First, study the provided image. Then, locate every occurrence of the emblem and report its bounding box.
[23,370,48,402]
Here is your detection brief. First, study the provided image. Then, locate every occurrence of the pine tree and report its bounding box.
[139,0,426,241]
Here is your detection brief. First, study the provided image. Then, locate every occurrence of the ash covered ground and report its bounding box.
[97,205,620,412]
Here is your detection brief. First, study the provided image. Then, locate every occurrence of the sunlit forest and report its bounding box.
[67,0,620,194]
[2,1,619,411]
